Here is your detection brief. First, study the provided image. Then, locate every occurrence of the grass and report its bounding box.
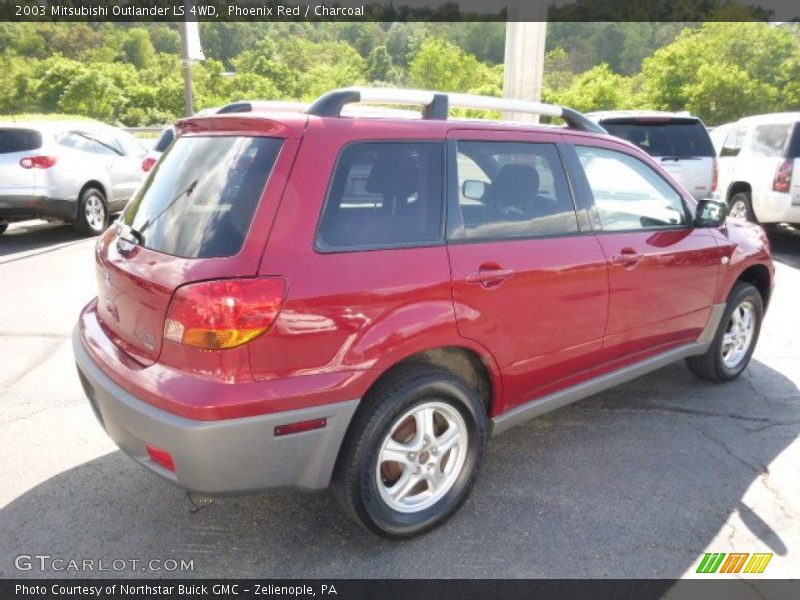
[0,113,99,122]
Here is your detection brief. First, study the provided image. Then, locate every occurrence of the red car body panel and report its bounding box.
[80,113,774,426]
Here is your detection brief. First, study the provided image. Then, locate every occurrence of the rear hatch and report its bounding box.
[95,117,299,365]
[600,117,716,199]
[0,127,43,195]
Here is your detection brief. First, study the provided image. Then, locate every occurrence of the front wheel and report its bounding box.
[728,191,757,223]
[0,224,7,235]
[332,365,489,539]
[73,187,109,236]
[686,282,763,382]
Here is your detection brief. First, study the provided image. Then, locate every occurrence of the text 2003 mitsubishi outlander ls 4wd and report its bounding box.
[74,88,774,539]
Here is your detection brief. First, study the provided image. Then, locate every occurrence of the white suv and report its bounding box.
[716,112,800,225]
[587,111,717,200]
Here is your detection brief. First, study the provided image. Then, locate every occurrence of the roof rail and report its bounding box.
[306,87,607,134]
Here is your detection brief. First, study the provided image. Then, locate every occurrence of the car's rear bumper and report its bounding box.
[0,194,76,223]
[73,325,359,494]
[752,190,800,224]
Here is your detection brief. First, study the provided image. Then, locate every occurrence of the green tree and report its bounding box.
[120,28,156,70]
[542,48,576,97]
[409,39,494,92]
[641,22,800,124]
[545,64,640,113]
[148,24,181,55]
[59,70,126,122]
[367,46,396,83]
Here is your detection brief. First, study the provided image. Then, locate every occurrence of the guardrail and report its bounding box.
[122,127,165,135]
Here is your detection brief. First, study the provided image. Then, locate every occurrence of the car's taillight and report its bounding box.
[711,157,718,192]
[773,159,793,193]
[142,156,157,172]
[163,278,286,350]
[19,155,58,169]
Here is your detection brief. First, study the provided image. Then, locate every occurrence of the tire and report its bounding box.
[73,186,109,236]
[0,224,7,235]
[728,191,757,223]
[332,364,489,539]
[686,282,763,382]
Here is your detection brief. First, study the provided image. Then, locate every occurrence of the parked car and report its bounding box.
[709,122,734,157]
[587,111,717,201]
[141,125,176,173]
[715,112,800,225]
[73,88,774,539]
[0,121,147,235]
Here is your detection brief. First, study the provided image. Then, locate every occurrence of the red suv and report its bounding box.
[73,88,774,539]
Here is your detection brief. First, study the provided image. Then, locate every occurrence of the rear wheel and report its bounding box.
[74,187,108,236]
[728,191,757,223]
[686,282,763,382]
[332,365,488,539]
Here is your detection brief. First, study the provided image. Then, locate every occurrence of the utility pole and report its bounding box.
[503,2,548,122]
[179,19,194,117]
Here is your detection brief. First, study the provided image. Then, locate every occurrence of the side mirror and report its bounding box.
[694,199,727,228]
[462,180,488,201]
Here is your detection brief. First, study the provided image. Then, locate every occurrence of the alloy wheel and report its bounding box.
[721,300,756,369]
[376,401,468,514]
[728,199,748,220]
[84,193,107,232]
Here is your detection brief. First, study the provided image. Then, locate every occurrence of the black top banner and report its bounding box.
[4,0,800,22]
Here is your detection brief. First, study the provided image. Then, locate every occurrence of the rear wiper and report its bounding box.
[117,180,198,247]
[137,180,199,239]
[660,156,700,161]
[118,222,144,245]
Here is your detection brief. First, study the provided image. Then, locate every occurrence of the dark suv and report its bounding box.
[73,88,774,539]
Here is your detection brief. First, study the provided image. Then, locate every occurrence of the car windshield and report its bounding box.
[602,119,715,158]
[122,135,283,259]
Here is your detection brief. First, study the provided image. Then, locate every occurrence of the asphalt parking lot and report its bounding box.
[0,221,798,580]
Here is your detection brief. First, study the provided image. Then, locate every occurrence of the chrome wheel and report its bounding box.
[84,193,106,232]
[728,198,748,220]
[376,401,468,514]
[721,300,756,369]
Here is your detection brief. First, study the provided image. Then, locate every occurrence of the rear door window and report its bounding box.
[123,136,283,259]
[448,141,578,240]
[316,142,444,251]
[114,130,148,158]
[601,119,715,158]
[0,129,42,154]
[750,124,792,157]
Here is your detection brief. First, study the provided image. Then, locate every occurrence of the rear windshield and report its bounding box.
[601,119,715,158]
[153,127,175,153]
[123,136,282,259]
[0,128,42,154]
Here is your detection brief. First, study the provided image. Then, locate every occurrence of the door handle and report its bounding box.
[612,248,644,268]
[466,266,514,288]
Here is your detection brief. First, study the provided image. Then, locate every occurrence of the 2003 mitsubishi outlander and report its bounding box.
[73,88,774,539]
